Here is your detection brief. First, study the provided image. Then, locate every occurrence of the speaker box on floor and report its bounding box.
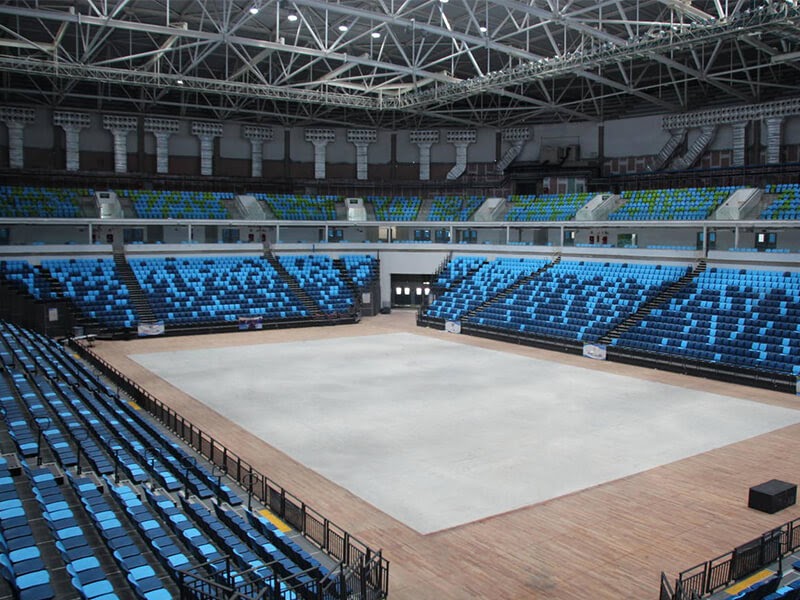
[748,480,797,514]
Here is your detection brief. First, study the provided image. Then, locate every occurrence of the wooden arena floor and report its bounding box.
[92,311,800,600]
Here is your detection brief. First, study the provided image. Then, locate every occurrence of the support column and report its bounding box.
[305,129,335,180]
[347,129,377,180]
[446,130,477,180]
[731,121,748,167]
[764,117,784,164]
[496,128,530,173]
[0,107,35,169]
[53,111,91,172]
[144,117,180,174]
[192,121,223,176]
[409,130,439,181]
[103,115,137,174]
[243,125,274,178]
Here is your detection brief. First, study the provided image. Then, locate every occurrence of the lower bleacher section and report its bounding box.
[130,255,309,326]
[279,255,355,315]
[424,257,548,322]
[469,261,688,342]
[43,258,136,330]
[613,267,800,376]
[0,318,387,599]
[2,254,376,335]
[421,254,800,390]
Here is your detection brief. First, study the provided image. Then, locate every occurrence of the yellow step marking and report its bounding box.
[725,569,774,595]
[128,401,141,410]
[258,508,291,533]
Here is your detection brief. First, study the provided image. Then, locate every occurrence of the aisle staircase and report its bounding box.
[263,251,323,318]
[462,255,561,322]
[112,252,157,325]
[596,260,706,346]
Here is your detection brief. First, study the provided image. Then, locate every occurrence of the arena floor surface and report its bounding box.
[94,311,800,600]
[131,332,800,535]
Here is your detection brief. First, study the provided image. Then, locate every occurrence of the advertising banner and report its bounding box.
[445,321,461,334]
[238,316,263,331]
[583,343,607,360]
[138,321,165,337]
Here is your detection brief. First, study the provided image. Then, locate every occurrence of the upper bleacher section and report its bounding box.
[253,193,338,220]
[118,189,232,219]
[367,196,422,221]
[760,184,800,220]
[428,196,484,221]
[504,193,592,221]
[0,185,91,218]
[608,187,734,221]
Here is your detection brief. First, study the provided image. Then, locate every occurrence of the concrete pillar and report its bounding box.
[446,130,477,180]
[144,117,180,174]
[191,121,223,176]
[0,107,35,169]
[53,111,91,171]
[731,121,748,167]
[305,128,335,179]
[409,130,440,181]
[496,128,530,173]
[103,115,137,173]
[347,129,377,180]
[764,117,784,164]
[243,125,274,178]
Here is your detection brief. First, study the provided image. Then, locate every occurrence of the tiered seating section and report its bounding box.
[368,196,421,220]
[280,255,355,314]
[0,318,343,599]
[0,186,91,218]
[614,267,800,375]
[253,193,338,220]
[130,255,308,325]
[0,260,59,300]
[425,254,800,379]
[2,254,378,332]
[505,193,591,221]
[119,189,232,219]
[339,255,378,291]
[424,257,547,322]
[470,261,687,342]
[428,196,484,221]
[760,184,800,220]
[44,258,136,329]
[608,187,734,220]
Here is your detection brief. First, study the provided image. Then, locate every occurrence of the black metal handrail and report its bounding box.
[665,518,800,600]
[69,338,389,599]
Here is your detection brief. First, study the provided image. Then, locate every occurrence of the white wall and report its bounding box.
[603,115,667,157]
[521,121,599,161]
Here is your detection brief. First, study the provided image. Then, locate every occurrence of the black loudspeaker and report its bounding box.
[748,480,797,514]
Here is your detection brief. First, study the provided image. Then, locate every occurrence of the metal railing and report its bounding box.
[664,518,800,600]
[70,339,389,599]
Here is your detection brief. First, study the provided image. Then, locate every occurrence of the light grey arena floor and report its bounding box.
[131,332,800,534]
